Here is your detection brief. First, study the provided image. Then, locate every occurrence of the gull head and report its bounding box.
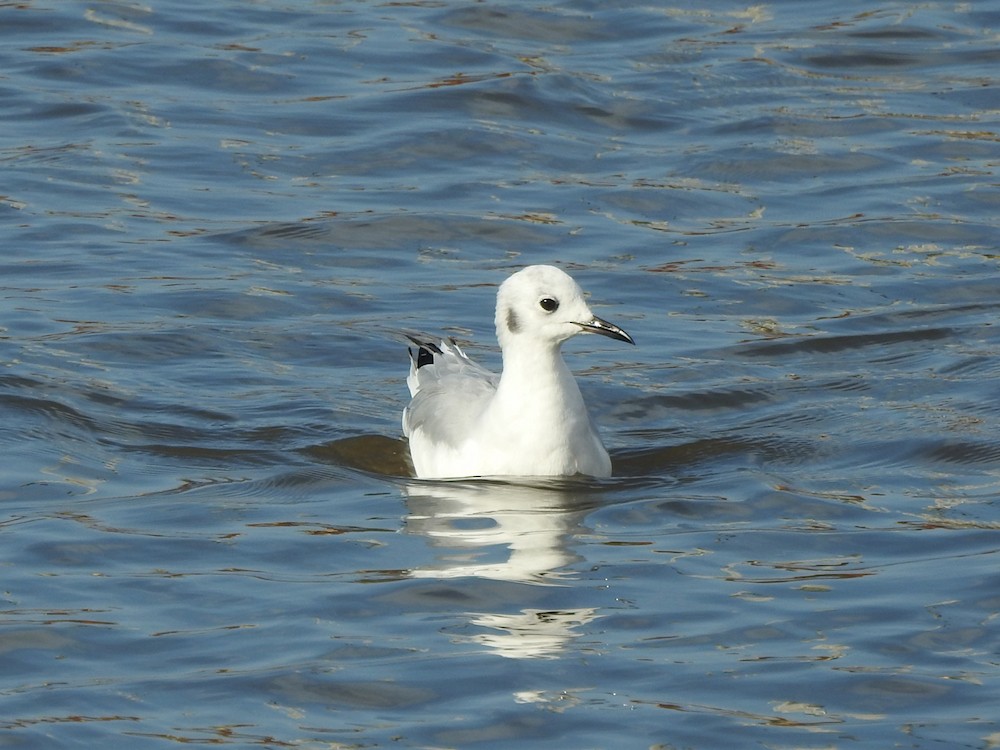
[495,265,634,350]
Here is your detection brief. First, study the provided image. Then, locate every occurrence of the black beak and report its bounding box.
[578,315,634,345]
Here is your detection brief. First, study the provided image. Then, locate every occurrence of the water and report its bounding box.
[2,1,999,747]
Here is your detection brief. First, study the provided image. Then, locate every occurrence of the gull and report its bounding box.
[403,265,634,479]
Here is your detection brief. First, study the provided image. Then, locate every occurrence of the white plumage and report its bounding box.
[403,265,633,479]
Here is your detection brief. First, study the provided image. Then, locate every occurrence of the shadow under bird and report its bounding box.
[403,265,634,479]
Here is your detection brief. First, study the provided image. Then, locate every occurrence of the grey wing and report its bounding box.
[402,339,498,449]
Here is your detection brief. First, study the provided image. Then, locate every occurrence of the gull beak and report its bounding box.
[578,315,635,345]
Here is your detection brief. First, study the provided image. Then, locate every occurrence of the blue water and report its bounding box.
[2,1,999,747]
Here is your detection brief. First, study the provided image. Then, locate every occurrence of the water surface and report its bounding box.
[2,1,999,748]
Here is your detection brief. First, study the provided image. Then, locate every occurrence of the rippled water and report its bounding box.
[3,1,999,748]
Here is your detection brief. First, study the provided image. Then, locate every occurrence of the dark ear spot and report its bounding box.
[506,307,520,334]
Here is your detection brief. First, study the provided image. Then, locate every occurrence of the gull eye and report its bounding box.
[539,297,559,313]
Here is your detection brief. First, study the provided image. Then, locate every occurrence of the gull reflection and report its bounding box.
[401,478,601,659]
[403,478,593,583]
[465,608,601,660]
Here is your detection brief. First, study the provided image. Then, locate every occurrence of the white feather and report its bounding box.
[402,265,633,480]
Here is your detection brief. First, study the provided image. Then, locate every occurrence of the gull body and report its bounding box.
[403,265,633,479]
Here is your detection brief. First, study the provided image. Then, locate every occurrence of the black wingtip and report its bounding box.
[406,335,442,369]
[415,345,436,369]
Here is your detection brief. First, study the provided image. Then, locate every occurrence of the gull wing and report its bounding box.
[402,338,499,450]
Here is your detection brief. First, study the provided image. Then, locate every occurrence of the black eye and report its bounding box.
[539,297,559,313]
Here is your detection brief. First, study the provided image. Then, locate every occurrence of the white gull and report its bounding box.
[403,265,634,479]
